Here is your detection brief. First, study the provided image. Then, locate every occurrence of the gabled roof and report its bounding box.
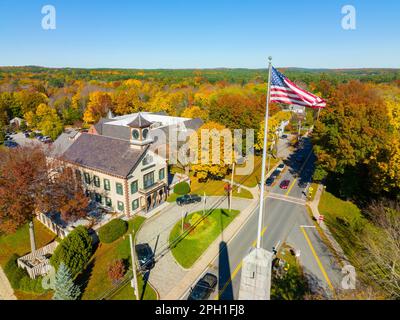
[61,133,148,178]
[127,113,153,128]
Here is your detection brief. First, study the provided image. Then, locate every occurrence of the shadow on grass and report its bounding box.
[75,259,95,299]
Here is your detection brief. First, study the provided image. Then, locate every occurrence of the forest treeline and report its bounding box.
[0,67,399,200]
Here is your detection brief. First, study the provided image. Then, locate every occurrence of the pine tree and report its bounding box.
[52,262,81,300]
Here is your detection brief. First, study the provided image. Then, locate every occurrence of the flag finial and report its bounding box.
[268,56,272,62]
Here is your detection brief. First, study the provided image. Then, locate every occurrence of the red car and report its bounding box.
[280,180,290,189]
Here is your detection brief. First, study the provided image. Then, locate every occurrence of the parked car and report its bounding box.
[281,134,288,139]
[135,243,155,271]
[176,194,202,206]
[279,180,290,189]
[188,273,218,300]
[265,177,275,186]
[43,137,52,144]
[24,132,30,138]
[276,163,285,172]
[271,169,281,178]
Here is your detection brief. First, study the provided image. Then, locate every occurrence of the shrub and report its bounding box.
[108,259,126,284]
[50,226,93,277]
[98,218,128,244]
[3,254,45,293]
[3,254,27,289]
[173,181,190,195]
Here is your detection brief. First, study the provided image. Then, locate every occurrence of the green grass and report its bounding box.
[110,276,158,300]
[189,178,253,199]
[0,219,56,267]
[80,216,157,300]
[167,192,180,203]
[169,209,240,268]
[308,183,318,201]
[232,155,280,188]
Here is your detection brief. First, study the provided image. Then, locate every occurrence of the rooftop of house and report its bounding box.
[61,133,149,177]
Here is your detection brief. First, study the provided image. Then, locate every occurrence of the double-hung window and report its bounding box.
[116,182,124,195]
[104,178,110,191]
[93,175,100,188]
[143,172,154,189]
[84,172,91,184]
[159,168,165,181]
[130,180,138,194]
[132,199,139,211]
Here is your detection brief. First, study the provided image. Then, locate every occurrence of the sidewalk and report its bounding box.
[308,184,350,266]
[0,266,17,300]
[164,198,259,300]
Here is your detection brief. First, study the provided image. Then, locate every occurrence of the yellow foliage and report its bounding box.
[181,106,208,121]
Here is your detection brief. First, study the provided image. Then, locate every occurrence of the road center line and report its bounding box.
[300,226,334,292]
[214,226,268,300]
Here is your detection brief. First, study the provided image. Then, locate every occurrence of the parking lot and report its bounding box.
[4,131,52,148]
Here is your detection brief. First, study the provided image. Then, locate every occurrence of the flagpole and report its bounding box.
[256,56,272,249]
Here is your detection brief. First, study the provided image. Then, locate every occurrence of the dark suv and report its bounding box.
[176,194,202,206]
[188,273,218,300]
[135,243,155,270]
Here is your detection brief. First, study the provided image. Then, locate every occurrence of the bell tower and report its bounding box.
[127,113,153,150]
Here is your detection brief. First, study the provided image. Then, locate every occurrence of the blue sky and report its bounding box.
[0,0,399,69]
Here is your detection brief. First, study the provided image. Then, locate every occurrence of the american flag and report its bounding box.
[270,67,326,108]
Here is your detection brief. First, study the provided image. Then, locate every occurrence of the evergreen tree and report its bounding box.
[53,262,81,300]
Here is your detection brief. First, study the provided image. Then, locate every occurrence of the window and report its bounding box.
[130,180,138,194]
[132,129,139,140]
[93,175,100,188]
[95,193,102,203]
[142,128,149,139]
[104,178,110,191]
[159,168,165,180]
[117,201,124,212]
[84,172,91,184]
[116,182,123,195]
[132,199,139,211]
[105,197,112,208]
[143,171,154,189]
[142,154,153,166]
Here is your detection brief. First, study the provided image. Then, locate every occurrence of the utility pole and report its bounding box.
[203,191,206,215]
[129,233,139,300]
[229,161,235,212]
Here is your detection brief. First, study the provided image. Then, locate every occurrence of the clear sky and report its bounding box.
[0,0,399,69]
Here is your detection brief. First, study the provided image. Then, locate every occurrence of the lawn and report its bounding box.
[189,178,253,199]
[110,276,158,300]
[0,219,56,267]
[169,209,240,269]
[232,155,280,188]
[80,216,157,300]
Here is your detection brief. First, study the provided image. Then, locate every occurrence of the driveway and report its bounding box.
[136,196,254,298]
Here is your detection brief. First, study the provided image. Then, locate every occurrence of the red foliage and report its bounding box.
[108,259,126,284]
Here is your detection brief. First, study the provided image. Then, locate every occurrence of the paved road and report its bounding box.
[181,138,343,300]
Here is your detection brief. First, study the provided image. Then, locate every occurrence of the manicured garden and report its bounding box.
[80,216,157,300]
[169,209,240,268]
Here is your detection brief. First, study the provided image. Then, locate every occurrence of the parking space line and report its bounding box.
[300,226,334,292]
[214,226,268,300]
[285,178,297,196]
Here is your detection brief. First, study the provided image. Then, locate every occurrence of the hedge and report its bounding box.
[173,181,190,195]
[98,218,128,244]
[3,254,46,293]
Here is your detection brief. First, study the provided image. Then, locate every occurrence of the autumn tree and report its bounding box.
[190,121,233,180]
[0,146,50,233]
[35,103,64,140]
[83,91,113,124]
[312,81,393,197]
[108,259,126,284]
[181,105,209,121]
